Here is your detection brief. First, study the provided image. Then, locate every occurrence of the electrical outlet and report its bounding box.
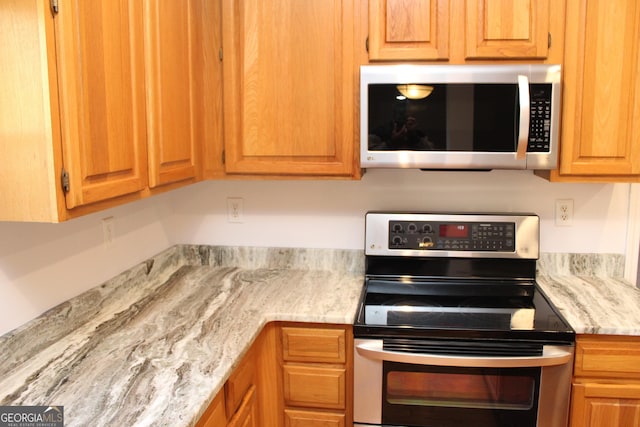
[227,197,244,223]
[102,216,115,247]
[555,199,574,226]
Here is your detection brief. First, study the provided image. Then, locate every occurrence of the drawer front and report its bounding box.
[282,327,346,364]
[283,365,346,409]
[575,336,640,379]
[284,408,346,427]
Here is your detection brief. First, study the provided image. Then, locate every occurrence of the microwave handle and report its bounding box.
[355,340,572,368]
[516,74,530,160]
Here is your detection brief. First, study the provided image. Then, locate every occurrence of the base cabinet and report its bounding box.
[195,322,353,427]
[279,324,353,426]
[570,335,640,427]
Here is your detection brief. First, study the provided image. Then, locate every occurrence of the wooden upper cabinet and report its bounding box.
[143,0,199,188]
[368,0,449,60]
[368,0,563,63]
[555,0,640,179]
[221,0,357,177]
[54,0,148,209]
[465,0,551,59]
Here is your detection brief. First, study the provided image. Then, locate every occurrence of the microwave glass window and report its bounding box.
[368,84,519,152]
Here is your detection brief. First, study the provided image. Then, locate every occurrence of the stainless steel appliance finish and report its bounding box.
[360,64,561,170]
[354,212,575,427]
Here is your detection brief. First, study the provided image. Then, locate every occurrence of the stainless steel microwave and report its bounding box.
[360,64,561,170]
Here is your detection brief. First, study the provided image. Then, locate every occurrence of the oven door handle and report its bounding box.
[516,74,530,161]
[355,341,572,368]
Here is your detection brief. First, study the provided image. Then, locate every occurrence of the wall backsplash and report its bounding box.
[0,169,635,335]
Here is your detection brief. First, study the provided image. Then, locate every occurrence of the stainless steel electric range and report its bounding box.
[353,212,575,427]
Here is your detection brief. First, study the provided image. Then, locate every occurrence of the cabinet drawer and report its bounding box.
[284,408,345,427]
[225,350,256,417]
[575,336,640,379]
[281,327,346,363]
[283,365,346,409]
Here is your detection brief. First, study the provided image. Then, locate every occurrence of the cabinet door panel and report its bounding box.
[54,0,148,208]
[222,0,356,176]
[281,327,346,364]
[560,0,640,176]
[571,382,640,427]
[368,0,449,60]
[144,0,199,187]
[227,385,258,427]
[283,365,346,410]
[466,0,550,59]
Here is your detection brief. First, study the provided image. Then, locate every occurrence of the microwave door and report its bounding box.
[363,81,529,170]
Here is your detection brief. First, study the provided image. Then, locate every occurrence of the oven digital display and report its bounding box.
[439,224,468,238]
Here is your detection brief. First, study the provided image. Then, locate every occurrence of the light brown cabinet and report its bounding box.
[570,335,640,427]
[0,0,220,222]
[368,0,564,63]
[196,344,259,427]
[221,0,359,177]
[279,324,352,426]
[195,322,353,427]
[540,0,640,182]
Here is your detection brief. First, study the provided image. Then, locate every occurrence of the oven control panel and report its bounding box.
[367,213,538,260]
[389,221,515,251]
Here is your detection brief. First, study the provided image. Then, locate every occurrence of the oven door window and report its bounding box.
[383,362,540,427]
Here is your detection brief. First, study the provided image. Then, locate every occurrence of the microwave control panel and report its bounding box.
[388,221,516,252]
[527,84,552,153]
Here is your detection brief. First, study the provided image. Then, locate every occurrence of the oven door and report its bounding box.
[354,339,574,427]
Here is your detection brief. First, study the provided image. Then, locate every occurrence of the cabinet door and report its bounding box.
[196,390,227,427]
[368,0,449,60]
[221,0,356,176]
[558,0,640,178]
[54,0,148,209]
[143,0,199,188]
[227,385,258,427]
[571,382,640,427]
[465,0,550,59]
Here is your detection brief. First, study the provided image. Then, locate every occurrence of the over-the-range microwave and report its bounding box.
[360,64,561,170]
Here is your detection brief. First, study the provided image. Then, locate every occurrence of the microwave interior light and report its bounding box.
[396,84,434,100]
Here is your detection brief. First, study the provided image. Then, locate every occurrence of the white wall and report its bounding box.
[0,170,633,335]
[0,194,174,336]
[168,170,631,254]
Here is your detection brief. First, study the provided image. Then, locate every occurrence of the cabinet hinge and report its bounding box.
[548,32,552,48]
[221,150,225,165]
[61,168,70,194]
[219,47,223,61]
[365,36,369,53]
[50,0,59,15]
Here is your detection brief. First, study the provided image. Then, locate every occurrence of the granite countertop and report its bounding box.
[536,253,640,335]
[1,246,640,427]
[0,245,365,427]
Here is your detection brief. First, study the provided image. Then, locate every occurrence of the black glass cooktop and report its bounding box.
[354,278,574,344]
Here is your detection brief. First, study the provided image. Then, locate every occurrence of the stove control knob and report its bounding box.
[419,236,434,248]
[422,224,433,234]
[407,223,418,233]
[392,223,403,233]
[391,235,403,246]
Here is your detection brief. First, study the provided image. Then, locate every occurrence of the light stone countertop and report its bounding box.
[1,247,639,427]
[536,253,640,335]
[0,245,365,427]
